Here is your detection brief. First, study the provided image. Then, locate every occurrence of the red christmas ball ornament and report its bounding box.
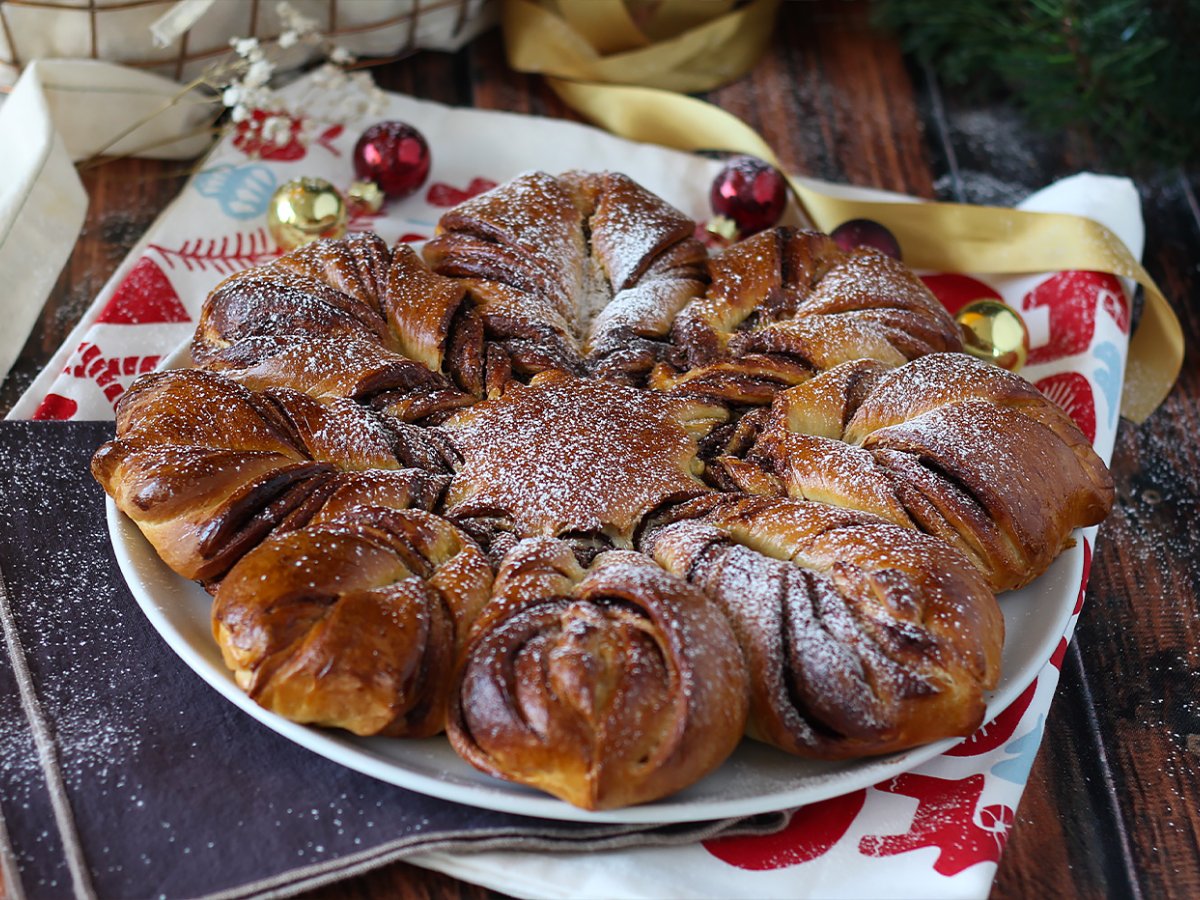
[830,218,901,259]
[352,121,431,200]
[710,156,788,237]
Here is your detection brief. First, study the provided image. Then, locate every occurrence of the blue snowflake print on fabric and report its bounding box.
[990,715,1046,785]
[1092,341,1123,427]
[194,164,278,220]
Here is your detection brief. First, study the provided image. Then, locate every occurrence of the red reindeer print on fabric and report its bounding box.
[859,774,1012,876]
[1075,538,1093,615]
[426,177,498,207]
[233,112,342,161]
[1036,372,1096,444]
[919,273,1003,317]
[1021,271,1129,364]
[946,679,1039,757]
[1049,537,1095,670]
[702,790,867,870]
[1050,638,1069,670]
[65,343,160,408]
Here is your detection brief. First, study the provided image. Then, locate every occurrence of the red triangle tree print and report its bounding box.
[702,789,867,869]
[96,257,191,326]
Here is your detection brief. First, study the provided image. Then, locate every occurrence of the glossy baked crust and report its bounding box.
[448,540,748,809]
[92,170,1113,809]
[645,495,1003,758]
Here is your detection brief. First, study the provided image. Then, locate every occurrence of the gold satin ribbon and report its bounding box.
[501,0,1184,424]
[504,0,779,92]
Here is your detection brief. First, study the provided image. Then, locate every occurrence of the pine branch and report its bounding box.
[873,0,1200,169]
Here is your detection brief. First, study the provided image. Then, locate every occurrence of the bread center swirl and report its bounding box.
[424,171,709,386]
[575,255,614,345]
[438,371,727,547]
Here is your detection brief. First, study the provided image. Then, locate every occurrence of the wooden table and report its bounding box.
[3,3,1197,897]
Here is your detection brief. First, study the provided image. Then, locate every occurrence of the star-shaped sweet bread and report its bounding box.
[438,370,726,547]
[93,169,1116,811]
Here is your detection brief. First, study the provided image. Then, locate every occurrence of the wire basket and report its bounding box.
[0,0,498,86]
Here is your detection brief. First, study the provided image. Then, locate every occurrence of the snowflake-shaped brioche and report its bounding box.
[93,171,1113,810]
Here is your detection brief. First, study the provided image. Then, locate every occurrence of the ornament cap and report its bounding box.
[348,180,386,214]
[353,121,432,200]
[710,155,787,237]
[831,218,902,259]
[705,215,740,242]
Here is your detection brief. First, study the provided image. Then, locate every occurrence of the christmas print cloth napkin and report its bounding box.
[4,73,1138,899]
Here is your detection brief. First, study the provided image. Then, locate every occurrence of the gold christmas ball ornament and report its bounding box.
[267,177,347,250]
[956,298,1030,371]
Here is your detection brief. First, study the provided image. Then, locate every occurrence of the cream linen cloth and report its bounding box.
[0,59,214,381]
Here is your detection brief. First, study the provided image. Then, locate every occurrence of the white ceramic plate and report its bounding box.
[105,350,1080,825]
[108,506,1080,824]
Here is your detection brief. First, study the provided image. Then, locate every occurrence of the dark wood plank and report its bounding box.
[995,646,1142,899]
[463,30,578,119]
[369,47,466,105]
[694,3,936,196]
[1073,166,1200,899]
[913,49,1200,900]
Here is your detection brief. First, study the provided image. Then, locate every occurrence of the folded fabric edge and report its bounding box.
[19,60,217,161]
[2,141,219,421]
[0,57,219,396]
[0,65,88,387]
[193,812,791,900]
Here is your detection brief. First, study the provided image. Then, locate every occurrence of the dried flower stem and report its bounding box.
[77,75,221,169]
[76,124,226,172]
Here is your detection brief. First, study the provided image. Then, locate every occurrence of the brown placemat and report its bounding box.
[0,421,787,899]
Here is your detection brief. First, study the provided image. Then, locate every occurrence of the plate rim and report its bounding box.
[106,497,1080,825]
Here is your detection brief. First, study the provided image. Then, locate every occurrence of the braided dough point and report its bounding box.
[198,335,474,423]
[92,369,449,583]
[747,353,1113,590]
[652,229,963,404]
[194,233,482,413]
[645,495,1002,759]
[214,508,493,737]
[448,538,748,809]
[424,171,707,387]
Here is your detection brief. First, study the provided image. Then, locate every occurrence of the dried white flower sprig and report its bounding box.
[81,0,388,168]
[216,2,388,153]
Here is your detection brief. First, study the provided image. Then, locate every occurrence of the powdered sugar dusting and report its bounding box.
[431,171,701,369]
[441,373,716,544]
[74,164,1110,814]
[0,428,148,833]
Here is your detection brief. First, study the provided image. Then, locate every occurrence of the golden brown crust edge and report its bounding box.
[447,539,749,809]
[645,495,1003,760]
